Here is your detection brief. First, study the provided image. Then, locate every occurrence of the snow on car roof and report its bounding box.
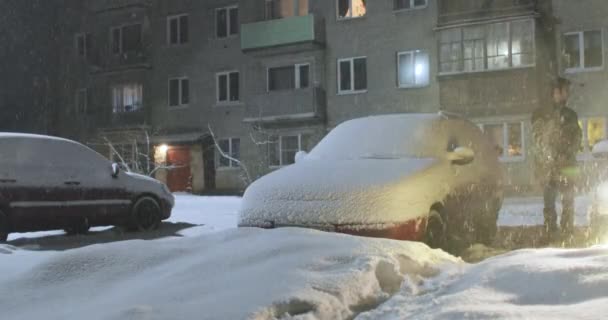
[0,132,79,144]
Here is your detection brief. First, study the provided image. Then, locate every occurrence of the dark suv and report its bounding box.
[0,133,174,242]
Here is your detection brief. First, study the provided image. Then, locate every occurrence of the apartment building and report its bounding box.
[54,0,607,195]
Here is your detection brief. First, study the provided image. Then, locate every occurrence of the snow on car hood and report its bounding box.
[240,157,451,227]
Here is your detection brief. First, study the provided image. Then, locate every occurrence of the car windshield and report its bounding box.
[308,115,440,160]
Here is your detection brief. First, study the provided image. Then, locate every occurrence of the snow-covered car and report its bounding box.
[0,133,174,242]
[239,113,504,249]
[589,140,608,241]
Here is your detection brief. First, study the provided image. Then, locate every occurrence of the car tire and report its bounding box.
[425,207,447,249]
[64,218,90,236]
[0,210,9,243]
[128,196,162,232]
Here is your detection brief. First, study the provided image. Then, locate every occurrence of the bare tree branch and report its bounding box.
[103,136,132,172]
[207,123,252,185]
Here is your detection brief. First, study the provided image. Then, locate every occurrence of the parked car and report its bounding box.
[0,133,174,242]
[239,113,504,250]
[589,140,608,242]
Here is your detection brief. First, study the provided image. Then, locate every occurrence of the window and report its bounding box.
[216,71,240,103]
[439,19,535,74]
[269,134,308,167]
[338,57,367,94]
[265,0,308,19]
[394,0,427,10]
[216,6,239,38]
[579,117,607,153]
[111,24,142,54]
[75,33,91,57]
[217,138,240,168]
[112,83,143,113]
[480,122,525,161]
[397,50,429,87]
[168,78,189,107]
[76,88,88,114]
[167,14,189,45]
[268,64,310,91]
[564,30,603,72]
[337,0,366,19]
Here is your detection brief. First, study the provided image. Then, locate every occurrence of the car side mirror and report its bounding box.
[447,147,475,165]
[111,163,120,178]
[295,151,308,163]
[592,140,608,159]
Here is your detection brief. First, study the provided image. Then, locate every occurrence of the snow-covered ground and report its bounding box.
[2,194,607,319]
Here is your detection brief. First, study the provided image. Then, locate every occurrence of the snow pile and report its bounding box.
[168,193,240,236]
[358,245,608,319]
[0,228,458,320]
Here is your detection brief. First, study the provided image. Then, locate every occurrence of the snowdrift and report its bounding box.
[0,228,458,320]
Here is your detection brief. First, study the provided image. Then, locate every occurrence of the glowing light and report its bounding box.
[415,63,424,76]
[158,144,169,154]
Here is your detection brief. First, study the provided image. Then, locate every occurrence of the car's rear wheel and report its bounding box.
[64,218,90,236]
[128,196,162,232]
[0,210,9,243]
[425,207,446,249]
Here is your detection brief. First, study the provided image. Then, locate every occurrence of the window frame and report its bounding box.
[75,33,88,57]
[168,77,190,109]
[397,50,430,88]
[76,88,88,114]
[112,83,143,113]
[269,134,306,168]
[479,121,526,162]
[216,70,241,105]
[216,137,241,169]
[215,5,239,39]
[563,29,605,74]
[266,63,311,92]
[438,19,536,75]
[110,23,143,55]
[336,0,367,20]
[167,14,189,46]
[394,0,428,12]
[337,56,367,95]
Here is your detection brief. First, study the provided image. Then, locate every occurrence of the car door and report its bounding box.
[65,143,132,226]
[5,137,77,232]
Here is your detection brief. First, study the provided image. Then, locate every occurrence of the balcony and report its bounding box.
[105,109,147,128]
[244,87,326,124]
[241,14,325,54]
[87,0,151,13]
[438,0,536,26]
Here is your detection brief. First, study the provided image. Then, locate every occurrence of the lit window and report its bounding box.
[338,57,367,94]
[337,0,366,20]
[580,117,607,153]
[113,84,143,113]
[167,14,189,45]
[394,0,427,10]
[216,6,239,38]
[216,71,240,103]
[398,50,429,87]
[481,122,525,161]
[564,30,603,72]
[439,19,535,74]
[268,64,310,91]
[168,78,189,107]
[217,138,240,168]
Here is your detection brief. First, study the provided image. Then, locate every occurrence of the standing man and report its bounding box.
[531,77,582,242]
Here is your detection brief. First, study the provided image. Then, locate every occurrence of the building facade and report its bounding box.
[51,0,608,195]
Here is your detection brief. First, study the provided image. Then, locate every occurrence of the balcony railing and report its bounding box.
[245,87,326,123]
[107,109,147,128]
[241,14,324,52]
[88,0,151,13]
